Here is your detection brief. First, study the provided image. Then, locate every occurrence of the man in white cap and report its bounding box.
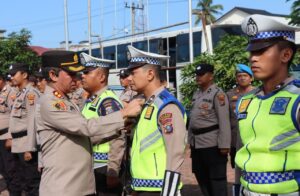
[80,52,125,195]
[235,14,300,196]
[126,45,187,196]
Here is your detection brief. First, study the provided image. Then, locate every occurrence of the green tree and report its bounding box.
[194,0,223,53]
[287,0,300,25]
[0,29,41,74]
[180,35,248,109]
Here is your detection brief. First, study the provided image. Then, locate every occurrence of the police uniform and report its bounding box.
[127,46,187,196]
[36,50,127,196]
[80,53,126,195]
[7,63,41,196]
[188,64,231,196]
[235,15,300,196]
[0,78,18,194]
[70,87,88,110]
[118,69,137,103]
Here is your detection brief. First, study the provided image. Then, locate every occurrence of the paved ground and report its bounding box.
[0,147,235,196]
[180,147,235,196]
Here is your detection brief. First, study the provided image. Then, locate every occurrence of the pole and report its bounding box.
[132,2,135,35]
[188,0,194,63]
[88,0,92,55]
[166,0,170,87]
[64,0,69,50]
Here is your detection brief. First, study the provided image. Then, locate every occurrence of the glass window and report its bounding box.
[149,39,160,53]
[117,43,130,68]
[212,25,243,47]
[104,46,116,69]
[176,34,189,63]
[91,48,100,57]
[193,32,201,57]
[133,41,148,51]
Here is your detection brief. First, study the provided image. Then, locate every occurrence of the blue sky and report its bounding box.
[0,0,293,48]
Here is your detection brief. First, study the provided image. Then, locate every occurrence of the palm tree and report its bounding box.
[287,0,300,25]
[194,0,223,53]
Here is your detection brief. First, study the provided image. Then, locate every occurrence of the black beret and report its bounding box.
[8,63,30,75]
[195,64,214,76]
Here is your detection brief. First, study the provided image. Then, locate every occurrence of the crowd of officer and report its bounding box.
[0,13,300,196]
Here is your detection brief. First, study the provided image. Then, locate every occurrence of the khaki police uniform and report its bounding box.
[120,87,137,103]
[0,83,18,193]
[188,83,231,196]
[70,87,87,110]
[36,85,126,196]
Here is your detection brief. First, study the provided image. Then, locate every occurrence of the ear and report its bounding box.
[49,70,59,82]
[22,72,28,79]
[146,69,155,81]
[281,47,293,64]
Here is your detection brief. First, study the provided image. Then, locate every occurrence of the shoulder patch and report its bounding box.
[144,106,154,120]
[159,113,173,134]
[238,98,252,113]
[270,97,291,115]
[27,93,36,105]
[217,93,226,106]
[53,101,67,111]
[98,98,122,116]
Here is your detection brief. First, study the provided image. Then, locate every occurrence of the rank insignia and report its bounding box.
[232,95,238,101]
[144,106,154,120]
[238,99,252,113]
[53,101,67,111]
[27,93,35,105]
[217,93,226,106]
[270,97,291,115]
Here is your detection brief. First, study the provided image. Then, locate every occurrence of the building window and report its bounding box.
[193,31,201,57]
[211,25,242,47]
[117,43,130,68]
[176,34,189,63]
[104,46,116,69]
[133,41,148,51]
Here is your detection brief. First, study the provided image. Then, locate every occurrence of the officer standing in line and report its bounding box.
[118,69,137,106]
[8,63,41,196]
[80,53,126,195]
[0,72,18,194]
[226,64,254,196]
[35,68,47,94]
[127,46,187,196]
[188,63,231,196]
[235,15,300,196]
[36,50,143,196]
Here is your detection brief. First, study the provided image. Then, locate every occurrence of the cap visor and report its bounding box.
[246,40,278,52]
[127,63,146,71]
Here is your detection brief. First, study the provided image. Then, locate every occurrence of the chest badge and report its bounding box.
[144,106,154,120]
[238,98,252,113]
[270,97,291,115]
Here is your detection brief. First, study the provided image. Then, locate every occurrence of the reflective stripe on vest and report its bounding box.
[130,89,186,191]
[81,89,123,163]
[235,80,300,194]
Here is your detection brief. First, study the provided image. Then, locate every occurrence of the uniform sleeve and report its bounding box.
[26,90,40,152]
[214,91,231,148]
[159,104,186,195]
[158,104,186,172]
[40,96,125,138]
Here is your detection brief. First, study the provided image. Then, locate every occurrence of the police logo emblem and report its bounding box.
[9,65,13,70]
[127,51,131,61]
[79,53,86,65]
[270,97,291,115]
[246,18,258,37]
[73,54,79,63]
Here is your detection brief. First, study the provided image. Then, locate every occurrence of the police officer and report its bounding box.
[80,52,125,195]
[69,73,88,110]
[127,46,187,196]
[235,15,300,196]
[8,63,41,196]
[0,72,18,194]
[226,64,254,195]
[36,50,143,196]
[118,69,137,106]
[188,63,231,196]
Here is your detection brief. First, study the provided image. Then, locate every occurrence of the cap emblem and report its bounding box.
[246,18,258,37]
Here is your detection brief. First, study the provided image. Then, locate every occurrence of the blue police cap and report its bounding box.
[236,64,253,77]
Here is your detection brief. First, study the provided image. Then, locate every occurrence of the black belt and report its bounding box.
[36,145,41,152]
[192,124,219,135]
[11,130,27,139]
[0,128,8,136]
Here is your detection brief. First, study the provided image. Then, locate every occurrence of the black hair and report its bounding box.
[142,64,161,80]
[43,67,61,82]
[277,40,297,67]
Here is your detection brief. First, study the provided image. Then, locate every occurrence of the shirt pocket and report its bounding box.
[12,102,23,118]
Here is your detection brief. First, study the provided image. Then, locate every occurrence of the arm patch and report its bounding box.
[98,98,122,116]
